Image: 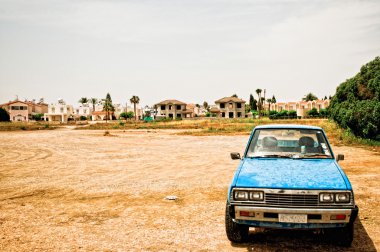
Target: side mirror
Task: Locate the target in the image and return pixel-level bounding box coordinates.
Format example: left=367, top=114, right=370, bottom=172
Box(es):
left=231, top=152, right=241, bottom=160
left=336, top=154, right=344, bottom=162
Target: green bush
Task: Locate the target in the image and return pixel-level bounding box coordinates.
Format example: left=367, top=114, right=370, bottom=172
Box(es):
left=269, top=110, right=278, bottom=116
left=329, top=56, right=380, bottom=140
left=277, top=110, right=288, bottom=117
left=319, top=108, right=328, bottom=116
left=32, top=113, right=44, bottom=121
left=288, top=110, right=297, bottom=117
left=307, top=108, right=319, bottom=116
left=80, top=115, right=87, bottom=121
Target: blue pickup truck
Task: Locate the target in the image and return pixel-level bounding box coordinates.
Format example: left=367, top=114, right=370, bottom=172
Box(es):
left=226, top=125, right=358, bottom=246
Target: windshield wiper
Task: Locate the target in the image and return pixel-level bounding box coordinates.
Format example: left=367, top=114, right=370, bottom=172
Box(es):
left=301, top=153, right=331, bottom=158
left=251, top=154, right=292, bottom=158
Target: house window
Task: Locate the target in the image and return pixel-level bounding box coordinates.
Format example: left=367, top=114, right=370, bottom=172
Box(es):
left=52, top=108, right=55, bottom=113
left=229, top=103, right=233, bottom=109
left=11, top=106, right=19, bottom=110
left=161, top=105, right=165, bottom=110
left=220, top=103, right=225, bottom=109
left=237, top=103, right=242, bottom=109
left=176, top=105, right=181, bottom=110
left=222, top=112, right=225, bottom=117
left=76, top=109, right=79, bottom=113
left=177, top=114, right=181, bottom=118
left=60, top=108, right=64, bottom=113
left=169, top=105, right=172, bottom=110
left=237, top=112, right=242, bottom=117
left=84, top=109, right=87, bottom=114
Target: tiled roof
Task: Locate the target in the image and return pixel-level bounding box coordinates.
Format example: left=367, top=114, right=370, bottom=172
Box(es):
left=209, top=107, right=221, bottom=113
left=215, top=97, right=246, bottom=103
left=0, top=100, right=29, bottom=107
left=155, top=99, right=186, bottom=105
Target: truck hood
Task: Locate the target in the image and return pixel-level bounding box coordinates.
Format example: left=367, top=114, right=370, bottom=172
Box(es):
left=235, top=158, right=347, bottom=190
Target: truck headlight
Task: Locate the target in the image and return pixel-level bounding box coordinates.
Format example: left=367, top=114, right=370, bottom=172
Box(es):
left=335, top=192, right=350, bottom=203
left=234, top=190, right=249, bottom=201
left=249, top=191, right=264, bottom=201
left=319, top=193, right=334, bottom=203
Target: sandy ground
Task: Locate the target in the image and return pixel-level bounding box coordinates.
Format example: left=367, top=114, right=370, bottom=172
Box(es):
left=0, top=129, right=379, bottom=251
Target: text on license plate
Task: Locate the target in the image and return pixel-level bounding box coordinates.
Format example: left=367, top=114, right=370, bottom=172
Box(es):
left=279, top=214, right=307, bottom=223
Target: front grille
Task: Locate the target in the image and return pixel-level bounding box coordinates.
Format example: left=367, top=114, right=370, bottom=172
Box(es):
left=265, top=193, right=319, bottom=207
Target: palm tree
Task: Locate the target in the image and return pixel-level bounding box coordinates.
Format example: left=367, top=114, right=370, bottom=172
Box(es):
left=255, top=89, right=262, bottom=117
left=266, top=98, right=272, bottom=114
left=90, top=98, right=98, bottom=112
left=78, top=97, right=89, bottom=106
left=130, top=95, right=140, bottom=120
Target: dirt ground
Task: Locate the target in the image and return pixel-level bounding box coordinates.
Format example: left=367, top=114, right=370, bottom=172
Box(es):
left=0, top=129, right=379, bottom=251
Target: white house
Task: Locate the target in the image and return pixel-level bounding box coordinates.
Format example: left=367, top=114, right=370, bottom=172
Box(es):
left=44, top=100, right=74, bottom=123
left=74, top=105, right=92, bottom=119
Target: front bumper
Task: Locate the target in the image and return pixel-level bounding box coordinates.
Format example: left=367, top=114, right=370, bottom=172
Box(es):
left=228, top=204, right=358, bottom=229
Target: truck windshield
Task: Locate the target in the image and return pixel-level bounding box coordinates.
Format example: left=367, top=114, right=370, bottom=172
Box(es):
left=246, top=129, right=333, bottom=159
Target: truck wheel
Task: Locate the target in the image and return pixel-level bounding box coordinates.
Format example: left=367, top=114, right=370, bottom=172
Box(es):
left=336, top=223, right=354, bottom=247
left=325, top=223, right=354, bottom=247
left=225, top=203, right=249, bottom=243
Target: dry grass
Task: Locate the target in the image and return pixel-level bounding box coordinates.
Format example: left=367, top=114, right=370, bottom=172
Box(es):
left=0, top=122, right=60, bottom=131
left=82, top=118, right=380, bottom=150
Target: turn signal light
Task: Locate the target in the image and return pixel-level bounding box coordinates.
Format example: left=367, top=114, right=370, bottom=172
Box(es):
left=240, top=211, right=255, bottom=217
left=330, top=214, right=346, bottom=220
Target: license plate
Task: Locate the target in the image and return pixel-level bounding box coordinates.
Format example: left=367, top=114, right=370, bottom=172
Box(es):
left=279, top=214, right=307, bottom=223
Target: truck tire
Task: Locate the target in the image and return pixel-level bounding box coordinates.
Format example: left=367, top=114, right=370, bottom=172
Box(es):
left=325, top=223, right=354, bottom=247
left=225, top=203, right=249, bottom=243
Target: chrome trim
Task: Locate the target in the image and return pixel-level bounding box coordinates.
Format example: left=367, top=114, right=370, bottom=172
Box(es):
left=230, top=188, right=354, bottom=208
left=234, top=206, right=352, bottom=224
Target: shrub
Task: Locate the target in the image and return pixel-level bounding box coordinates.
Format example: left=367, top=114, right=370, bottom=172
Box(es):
left=80, top=116, right=87, bottom=121
left=277, top=110, right=288, bottom=117
left=307, top=108, right=319, bottom=116
left=319, top=108, right=328, bottom=116
left=330, top=56, right=380, bottom=140
left=288, top=110, right=297, bottom=117
left=269, top=110, right=278, bottom=116
left=32, top=113, right=44, bottom=121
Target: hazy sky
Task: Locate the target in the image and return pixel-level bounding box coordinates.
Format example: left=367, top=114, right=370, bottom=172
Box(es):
left=1, top=0, right=380, bottom=107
